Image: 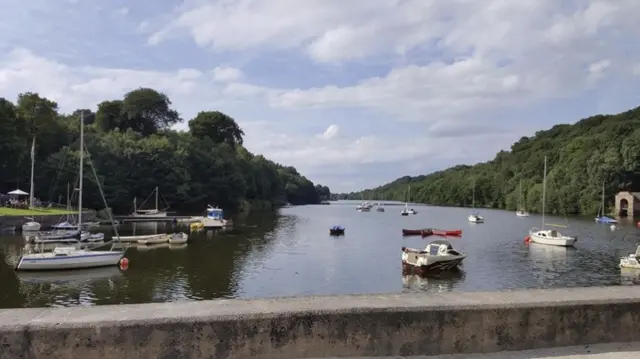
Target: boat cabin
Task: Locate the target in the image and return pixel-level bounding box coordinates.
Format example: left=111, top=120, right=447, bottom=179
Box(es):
left=206, top=206, right=224, bottom=219
left=425, top=240, right=454, bottom=256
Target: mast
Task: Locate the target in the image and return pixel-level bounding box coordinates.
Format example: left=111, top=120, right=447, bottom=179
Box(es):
left=472, top=179, right=475, bottom=209
left=155, top=186, right=159, bottom=211
left=29, top=137, right=35, bottom=208
left=542, top=156, right=547, bottom=228
left=78, top=112, right=84, bottom=229
left=66, top=182, right=70, bottom=222
left=601, top=181, right=605, bottom=217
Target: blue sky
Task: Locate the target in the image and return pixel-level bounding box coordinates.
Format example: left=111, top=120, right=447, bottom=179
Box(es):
left=1, top=0, right=640, bottom=192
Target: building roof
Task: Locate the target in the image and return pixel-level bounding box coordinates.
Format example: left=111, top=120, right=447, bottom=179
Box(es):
left=617, top=191, right=640, bottom=200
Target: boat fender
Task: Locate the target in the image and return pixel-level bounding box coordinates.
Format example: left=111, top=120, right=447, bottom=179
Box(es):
left=401, top=246, right=406, bottom=252
left=119, top=257, right=129, bottom=271
left=524, top=235, right=531, bottom=243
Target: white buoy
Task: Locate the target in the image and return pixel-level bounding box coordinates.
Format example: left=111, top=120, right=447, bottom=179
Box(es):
left=610, top=224, right=617, bottom=231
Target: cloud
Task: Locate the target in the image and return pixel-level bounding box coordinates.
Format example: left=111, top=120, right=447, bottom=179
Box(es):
left=318, top=124, right=340, bottom=140
left=212, top=66, right=243, bottom=83
left=2, top=1, right=640, bottom=192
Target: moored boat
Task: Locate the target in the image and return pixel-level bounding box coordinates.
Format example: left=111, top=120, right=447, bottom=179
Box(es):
left=402, top=228, right=432, bottom=236
left=137, top=234, right=170, bottom=245
left=168, top=232, right=188, bottom=244
left=117, top=233, right=169, bottom=243
left=15, top=246, right=125, bottom=271
left=431, top=229, right=462, bottom=237
left=329, top=225, right=345, bottom=236
left=402, top=240, right=465, bottom=273
left=620, top=246, right=640, bottom=269
left=202, top=205, right=227, bottom=228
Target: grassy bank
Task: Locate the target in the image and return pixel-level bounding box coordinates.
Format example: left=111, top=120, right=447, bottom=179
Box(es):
left=0, top=207, right=76, bottom=216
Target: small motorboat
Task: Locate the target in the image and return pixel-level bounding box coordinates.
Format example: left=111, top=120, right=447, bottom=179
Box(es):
left=15, top=246, right=126, bottom=271
left=137, top=234, right=170, bottom=245
left=468, top=212, right=484, bottom=223
left=620, top=246, right=640, bottom=269
left=329, top=225, right=345, bottom=236
left=402, top=239, right=466, bottom=273
left=516, top=210, right=529, bottom=217
left=402, top=228, right=432, bottom=236
left=168, top=232, right=188, bottom=244
left=22, top=218, right=41, bottom=232
left=431, top=229, right=462, bottom=237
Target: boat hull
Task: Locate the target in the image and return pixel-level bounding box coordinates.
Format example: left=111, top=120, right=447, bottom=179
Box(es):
left=329, top=229, right=345, bottom=236
left=431, top=229, right=462, bottom=237
left=516, top=211, right=529, bottom=217
left=137, top=234, right=170, bottom=245
left=118, top=233, right=168, bottom=243
left=620, top=256, right=640, bottom=269
left=401, top=258, right=464, bottom=273
left=16, top=251, right=124, bottom=271
left=468, top=215, right=484, bottom=223
left=168, top=233, right=188, bottom=244
left=202, top=218, right=226, bottom=228
left=402, top=228, right=431, bottom=236
left=529, top=233, right=576, bottom=247
left=22, top=222, right=41, bottom=232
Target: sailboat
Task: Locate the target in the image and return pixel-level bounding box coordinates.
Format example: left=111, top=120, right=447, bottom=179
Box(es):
left=516, top=181, right=530, bottom=217
left=15, top=113, right=125, bottom=271
left=468, top=179, right=484, bottom=223
left=595, top=182, right=617, bottom=223
left=376, top=194, right=385, bottom=212
left=132, top=186, right=168, bottom=218
left=22, top=138, right=41, bottom=232
left=528, top=156, right=577, bottom=247
left=401, top=185, right=417, bottom=215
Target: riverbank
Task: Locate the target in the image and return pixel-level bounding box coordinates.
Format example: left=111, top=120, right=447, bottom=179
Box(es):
left=0, top=207, right=75, bottom=216
left=2, top=286, right=640, bottom=358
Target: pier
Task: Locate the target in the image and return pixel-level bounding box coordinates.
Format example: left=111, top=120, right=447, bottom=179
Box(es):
left=111, top=215, right=198, bottom=223
left=2, top=286, right=640, bottom=358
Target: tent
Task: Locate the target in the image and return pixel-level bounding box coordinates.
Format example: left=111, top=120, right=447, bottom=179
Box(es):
left=7, top=189, right=28, bottom=196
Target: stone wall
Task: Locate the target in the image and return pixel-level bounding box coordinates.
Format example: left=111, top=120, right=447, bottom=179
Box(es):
left=1, top=286, right=640, bottom=358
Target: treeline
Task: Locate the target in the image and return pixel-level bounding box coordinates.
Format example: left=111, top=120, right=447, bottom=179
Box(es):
left=340, top=105, right=640, bottom=215
left=0, top=89, right=330, bottom=213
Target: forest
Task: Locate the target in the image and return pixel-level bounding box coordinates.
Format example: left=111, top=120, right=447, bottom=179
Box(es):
left=340, top=105, right=640, bottom=215
left=0, top=89, right=331, bottom=214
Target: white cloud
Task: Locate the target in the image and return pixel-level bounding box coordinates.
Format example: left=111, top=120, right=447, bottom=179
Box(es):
left=318, top=124, right=340, bottom=140
left=212, top=66, right=243, bottom=82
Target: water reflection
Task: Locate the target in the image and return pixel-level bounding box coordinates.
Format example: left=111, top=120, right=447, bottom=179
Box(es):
left=402, top=271, right=465, bottom=293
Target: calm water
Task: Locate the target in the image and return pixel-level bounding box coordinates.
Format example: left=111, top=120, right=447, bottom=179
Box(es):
left=1, top=201, right=640, bottom=308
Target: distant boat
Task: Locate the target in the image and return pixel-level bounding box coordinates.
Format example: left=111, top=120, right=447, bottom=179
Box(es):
left=401, top=185, right=417, bottom=215
left=132, top=186, right=168, bottom=218
left=595, top=182, right=617, bottom=224
left=516, top=180, right=529, bottom=217
left=468, top=179, right=484, bottom=223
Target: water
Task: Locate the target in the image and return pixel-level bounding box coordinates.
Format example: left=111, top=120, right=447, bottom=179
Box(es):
left=1, top=201, right=640, bottom=308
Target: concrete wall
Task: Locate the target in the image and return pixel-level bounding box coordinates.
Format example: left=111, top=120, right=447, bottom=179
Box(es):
left=2, top=286, right=640, bottom=359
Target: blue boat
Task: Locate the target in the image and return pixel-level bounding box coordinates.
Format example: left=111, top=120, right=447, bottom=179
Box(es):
left=595, top=183, right=617, bottom=224
left=329, top=225, right=345, bottom=235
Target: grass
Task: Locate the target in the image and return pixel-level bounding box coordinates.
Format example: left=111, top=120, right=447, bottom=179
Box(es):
left=0, top=207, right=76, bottom=216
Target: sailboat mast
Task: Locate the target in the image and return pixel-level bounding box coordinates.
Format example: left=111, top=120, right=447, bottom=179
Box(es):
left=29, top=137, right=35, bottom=208
left=472, top=179, right=475, bottom=209
left=601, top=181, right=605, bottom=216
left=66, top=182, right=70, bottom=222
left=78, top=113, right=84, bottom=229
left=519, top=181, right=522, bottom=209
left=155, top=186, right=159, bottom=211
left=542, top=156, right=547, bottom=228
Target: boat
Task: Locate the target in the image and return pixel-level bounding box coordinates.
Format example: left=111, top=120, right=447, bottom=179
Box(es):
left=116, top=233, right=169, bottom=243
left=168, top=232, right=188, bottom=244
left=22, top=217, right=40, bottom=232
left=401, top=239, right=466, bottom=273
left=620, top=246, right=640, bottom=269
left=376, top=199, right=385, bottom=212
left=516, top=181, right=529, bottom=217
left=431, top=229, right=462, bottom=237
left=0, top=225, right=16, bottom=232
left=401, top=185, right=417, bottom=215
left=137, top=234, right=170, bottom=245
left=202, top=205, right=227, bottom=228
left=132, top=186, right=168, bottom=218
left=595, top=182, right=617, bottom=223
left=329, top=225, right=345, bottom=236
left=527, top=156, right=577, bottom=247
left=402, top=228, right=432, bottom=236
left=467, top=179, right=484, bottom=223
left=15, top=113, right=125, bottom=271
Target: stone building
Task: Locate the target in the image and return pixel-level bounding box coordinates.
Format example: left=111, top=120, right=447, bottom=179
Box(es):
left=614, top=191, right=640, bottom=216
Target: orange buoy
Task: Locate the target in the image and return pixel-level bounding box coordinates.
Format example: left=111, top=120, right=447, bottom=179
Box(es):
left=524, top=235, right=531, bottom=244
left=119, top=257, right=129, bottom=271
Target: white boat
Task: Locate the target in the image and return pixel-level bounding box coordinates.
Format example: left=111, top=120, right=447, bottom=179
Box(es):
left=527, top=156, right=577, bottom=247
left=516, top=181, right=529, bottom=217
left=32, top=230, right=104, bottom=244
left=468, top=213, right=484, bottom=223
left=202, top=205, right=227, bottom=228
left=468, top=179, right=484, bottom=223
left=376, top=201, right=385, bottom=212
left=401, top=185, right=417, bottom=215
left=168, top=232, right=188, bottom=244
left=22, top=218, right=41, bottom=232
left=620, top=246, right=640, bottom=269
left=15, top=246, right=124, bottom=271
left=51, top=221, right=77, bottom=230
left=0, top=225, right=16, bottom=232
left=132, top=186, right=168, bottom=218
left=117, top=233, right=168, bottom=243
left=15, top=113, right=120, bottom=271
left=137, top=234, right=170, bottom=245
left=402, top=239, right=466, bottom=272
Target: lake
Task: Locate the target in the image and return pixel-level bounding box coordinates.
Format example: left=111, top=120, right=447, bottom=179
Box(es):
left=1, top=200, right=640, bottom=308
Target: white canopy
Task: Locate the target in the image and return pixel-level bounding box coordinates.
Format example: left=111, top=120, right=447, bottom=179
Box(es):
left=7, top=189, right=28, bottom=196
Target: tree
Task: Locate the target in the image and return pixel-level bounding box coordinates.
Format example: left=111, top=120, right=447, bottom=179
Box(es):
left=188, top=111, right=245, bottom=149
left=121, top=88, right=182, bottom=135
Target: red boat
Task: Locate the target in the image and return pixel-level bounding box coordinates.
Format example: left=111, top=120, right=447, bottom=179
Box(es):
left=431, top=229, right=462, bottom=237
left=402, top=228, right=432, bottom=236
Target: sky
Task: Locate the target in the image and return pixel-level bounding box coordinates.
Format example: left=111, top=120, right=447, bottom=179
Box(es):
left=1, top=0, right=640, bottom=192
